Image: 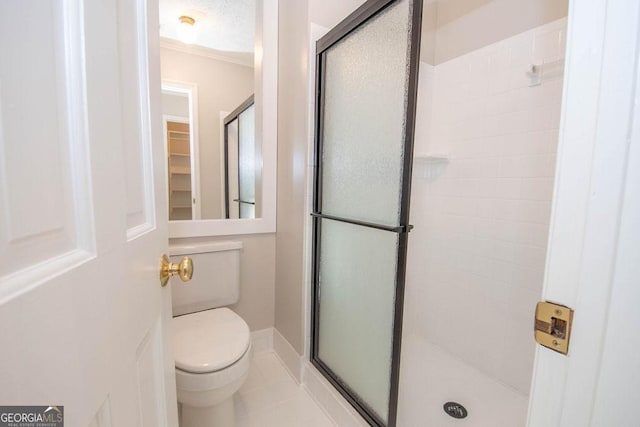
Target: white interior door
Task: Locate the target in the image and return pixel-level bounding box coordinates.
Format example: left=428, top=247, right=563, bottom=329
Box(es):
left=528, top=0, right=640, bottom=425
left=0, top=1, right=178, bottom=426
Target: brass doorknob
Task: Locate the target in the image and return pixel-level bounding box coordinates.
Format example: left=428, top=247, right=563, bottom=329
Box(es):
left=160, top=254, right=193, bottom=287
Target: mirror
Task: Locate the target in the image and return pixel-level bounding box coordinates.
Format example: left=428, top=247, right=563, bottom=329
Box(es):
left=158, top=0, right=277, bottom=237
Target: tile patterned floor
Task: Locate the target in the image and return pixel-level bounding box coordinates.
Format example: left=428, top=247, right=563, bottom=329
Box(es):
left=234, top=351, right=335, bottom=427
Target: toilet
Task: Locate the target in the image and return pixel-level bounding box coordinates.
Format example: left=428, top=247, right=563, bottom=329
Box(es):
left=170, top=241, right=251, bottom=427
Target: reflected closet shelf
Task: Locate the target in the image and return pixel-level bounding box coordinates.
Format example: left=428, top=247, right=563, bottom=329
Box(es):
left=170, top=167, right=191, bottom=174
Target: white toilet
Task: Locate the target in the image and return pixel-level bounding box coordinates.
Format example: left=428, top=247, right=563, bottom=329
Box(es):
left=170, top=241, right=251, bottom=427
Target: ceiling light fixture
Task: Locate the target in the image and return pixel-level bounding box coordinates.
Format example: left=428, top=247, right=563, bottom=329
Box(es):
left=177, top=15, right=197, bottom=45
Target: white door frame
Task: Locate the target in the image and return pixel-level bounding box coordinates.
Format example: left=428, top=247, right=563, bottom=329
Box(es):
left=528, top=0, right=640, bottom=425
left=161, top=81, right=201, bottom=220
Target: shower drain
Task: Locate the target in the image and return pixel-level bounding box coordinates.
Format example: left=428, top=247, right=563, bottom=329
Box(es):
left=443, top=401, right=468, bottom=419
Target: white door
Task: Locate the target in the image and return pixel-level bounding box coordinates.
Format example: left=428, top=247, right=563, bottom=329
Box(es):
left=0, top=1, right=178, bottom=426
left=528, top=0, right=640, bottom=425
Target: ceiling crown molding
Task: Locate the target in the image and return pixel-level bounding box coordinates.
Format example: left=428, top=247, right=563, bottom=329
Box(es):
left=160, top=37, right=254, bottom=68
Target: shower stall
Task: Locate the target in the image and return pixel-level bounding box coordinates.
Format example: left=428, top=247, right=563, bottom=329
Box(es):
left=310, top=0, right=568, bottom=425
left=399, top=3, right=567, bottom=424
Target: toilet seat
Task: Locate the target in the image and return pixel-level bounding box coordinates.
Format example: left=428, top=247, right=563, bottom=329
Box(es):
left=173, top=308, right=250, bottom=374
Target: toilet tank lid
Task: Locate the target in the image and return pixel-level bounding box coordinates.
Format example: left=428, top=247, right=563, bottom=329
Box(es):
left=172, top=308, right=250, bottom=373
left=169, top=241, right=242, bottom=256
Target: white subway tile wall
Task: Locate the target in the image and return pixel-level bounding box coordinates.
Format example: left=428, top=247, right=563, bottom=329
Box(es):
left=404, top=18, right=567, bottom=396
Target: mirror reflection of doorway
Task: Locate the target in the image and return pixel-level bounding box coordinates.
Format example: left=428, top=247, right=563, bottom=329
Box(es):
left=166, top=120, right=193, bottom=220
left=224, top=95, right=256, bottom=219
left=162, top=84, right=200, bottom=220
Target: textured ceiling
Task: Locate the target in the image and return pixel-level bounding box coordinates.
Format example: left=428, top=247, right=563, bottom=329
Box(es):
left=159, top=0, right=255, bottom=53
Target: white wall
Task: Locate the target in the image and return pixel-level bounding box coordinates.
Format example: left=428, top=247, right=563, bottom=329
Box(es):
left=161, top=92, right=189, bottom=118
left=403, top=18, right=567, bottom=397
left=308, top=0, right=363, bottom=29
left=429, top=0, right=568, bottom=64
left=274, top=0, right=310, bottom=354
left=160, top=48, right=254, bottom=219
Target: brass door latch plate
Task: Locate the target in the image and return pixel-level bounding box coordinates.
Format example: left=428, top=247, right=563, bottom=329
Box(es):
left=534, top=301, right=574, bottom=355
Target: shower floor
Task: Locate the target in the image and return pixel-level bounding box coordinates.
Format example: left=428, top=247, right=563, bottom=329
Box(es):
left=398, top=334, right=529, bottom=427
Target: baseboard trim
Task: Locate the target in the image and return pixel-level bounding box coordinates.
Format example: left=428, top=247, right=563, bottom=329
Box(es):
left=273, top=328, right=304, bottom=384
left=303, top=362, right=368, bottom=426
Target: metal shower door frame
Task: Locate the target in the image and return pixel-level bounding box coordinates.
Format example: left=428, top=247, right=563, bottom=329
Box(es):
left=223, top=94, right=255, bottom=219
left=310, top=0, right=423, bottom=425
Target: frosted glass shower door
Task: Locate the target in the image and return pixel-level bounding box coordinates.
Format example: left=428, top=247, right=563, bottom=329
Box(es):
left=224, top=95, right=255, bottom=219
left=311, top=0, right=423, bottom=426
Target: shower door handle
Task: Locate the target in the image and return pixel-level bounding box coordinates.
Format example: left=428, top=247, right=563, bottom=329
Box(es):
left=233, top=199, right=256, bottom=205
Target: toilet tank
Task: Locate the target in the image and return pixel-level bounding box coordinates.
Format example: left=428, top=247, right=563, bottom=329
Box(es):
left=169, top=241, right=242, bottom=316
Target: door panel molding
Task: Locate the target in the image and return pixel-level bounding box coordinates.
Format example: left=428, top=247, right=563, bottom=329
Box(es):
left=135, top=318, right=169, bottom=427
left=0, top=0, right=95, bottom=302
left=117, top=0, right=157, bottom=240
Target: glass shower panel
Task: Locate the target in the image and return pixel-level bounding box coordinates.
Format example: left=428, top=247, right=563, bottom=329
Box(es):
left=312, top=0, right=422, bottom=424
left=238, top=104, right=256, bottom=218
left=320, top=0, right=411, bottom=228
left=318, top=218, right=399, bottom=422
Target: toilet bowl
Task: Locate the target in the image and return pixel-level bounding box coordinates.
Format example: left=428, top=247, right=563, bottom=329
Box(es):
left=173, top=308, right=251, bottom=427
left=169, top=242, right=250, bottom=427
